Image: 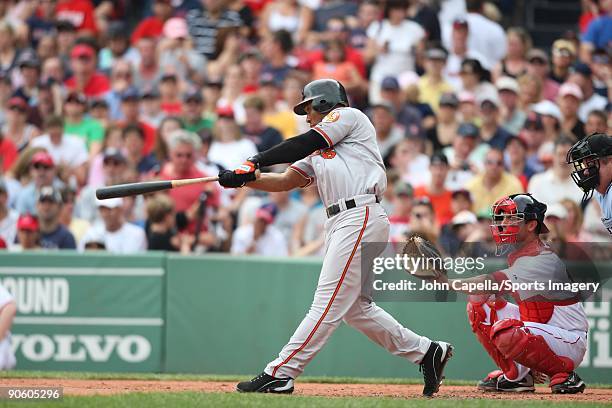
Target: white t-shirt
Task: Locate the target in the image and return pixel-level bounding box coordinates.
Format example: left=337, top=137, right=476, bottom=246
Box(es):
left=0, top=209, right=18, bottom=247
left=527, top=170, right=584, bottom=207
left=367, top=19, right=425, bottom=83
left=291, top=107, right=387, bottom=207
left=79, top=222, right=147, bottom=253
left=30, top=134, right=89, bottom=167
left=594, top=183, right=612, bottom=234
left=208, top=139, right=258, bottom=171
left=578, top=93, right=608, bottom=123
left=231, top=223, right=288, bottom=256
left=442, top=12, right=507, bottom=69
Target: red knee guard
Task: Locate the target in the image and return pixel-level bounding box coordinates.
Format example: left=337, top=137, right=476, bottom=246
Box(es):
left=491, top=319, right=575, bottom=377
left=467, top=300, right=518, bottom=380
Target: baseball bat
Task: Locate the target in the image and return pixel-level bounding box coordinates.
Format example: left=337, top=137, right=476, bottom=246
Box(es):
left=95, top=176, right=219, bottom=200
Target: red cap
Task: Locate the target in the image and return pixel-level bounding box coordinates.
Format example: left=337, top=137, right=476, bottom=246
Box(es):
left=17, top=214, right=39, bottom=231
left=8, top=96, right=28, bottom=110
left=0, top=236, right=6, bottom=249
left=71, top=44, right=95, bottom=59
left=216, top=106, right=235, bottom=119
left=31, top=151, right=55, bottom=167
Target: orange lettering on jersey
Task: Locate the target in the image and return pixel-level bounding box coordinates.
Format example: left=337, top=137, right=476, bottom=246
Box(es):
left=321, top=147, right=336, bottom=159
left=323, top=111, right=340, bottom=123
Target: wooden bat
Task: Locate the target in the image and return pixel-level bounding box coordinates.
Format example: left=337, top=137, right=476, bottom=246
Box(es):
left=95, top=176, right=219, bottom=200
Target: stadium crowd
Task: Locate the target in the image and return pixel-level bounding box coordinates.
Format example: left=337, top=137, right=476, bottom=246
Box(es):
left=0, top=0, right=610, bottom=255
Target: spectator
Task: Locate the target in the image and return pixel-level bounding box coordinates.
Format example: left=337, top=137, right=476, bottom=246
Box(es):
left=477, top=94, right=513, bottom=150
left=15, top=151, right=63, bottom=215
left=13, top=213, right=41, bottom=251
left=186, top=0, right=243, bottom=59
left=451, top=189, right=473, bottom=214
left=496, top=76, right=526, bottom=135
left=182, top=90, right=212, bottom=133
left=242, top=95, right=283, bottom=153
left=549, top=39, right=576, bottom=84
left=585, top=109, right=608, bottom=135
left=217, top=64, right=248, bottom=124
left=532, top=100, right=564, bottom=149
left=159, top=18, right=208, bottom=85
left=441, top=210, right=478, bottom=256
left=30, top=115, right=89, bottom=181
left=520, top=111, right=547, bottom=173
left=444, top=18, right=489, bottom=90
left=118, top=87, right=156, bottom=154
left=0, top=23, right=18, bottom=78
left=579, top=0, right=612, bottom=63
left=27, top=0, right=57, bottom=48
left=590, top=49, right=610, bottom=97
left=0, top=180, right=17, bottom=247
left=378, top=76, right=424, bottom=130
left=370, top=103, right=403, bottom=160
left=312, top=39, right=365, bottom=96
left=466, top=148, right=523, bottom=214
left=418, top=47, right=453, bottom=114
left=558, top=82, right=586, bottom=140
left=504, top=134, right=537, bottom=191
left=239, top=50, right=264, bottom=94
left=65, top=43, right=110, bottom=98
left=0, top=281, right=16, bottom=369
left=76, top=148, right=128, bottom=223
left=104, top=59, right=136, bottom=121
left=525, top=48, right=560, bottom=102
left=388, top=135, right=430, bottom=188
left=80, top=198, right=147, bottom=253
left=457, top=91, right=479, bottom=125
left=569, top=62, right=608, bottom=122
left=146, top=194, right=193, bottom=253
left=133, top=36, right=162, bottom=89
left=427, top=92, right=459, bottom=152
left=159, top=74, right=183, bottom=115
left=98, top=22, right=139, bottom=74
left=14, top=53, right=42, bottom=106
left=388, top=180, right=414, bottom=242
left=365, top=0, right=425, bottom=103
left=260, top=30, right=296, bottom=85
left=159, top=129, right=219, bottom=214
left=559, top=198, right=592, bottom=242
left=517, top=73, right=543, bottom=110
left=35, top=186, right=76, bottom=249
left=493, top=27, right=530, bottom=80
left=259, top=0, right=301, bottom=38
left=260, top=74, right=306, bottom=139
left=208, top=108, right=258, bottom=170
left=58, top=188, right=90, bottom=244
left=152, top=116, right=183, bottom=164
left=2, top=96, right=40, bottom=152
left=528, top=137, right=585, bottom=206
left=231, top=203, right=288, bottom=256
left=55, top=21, right=77, bottom=66
left=409, top=197, right=438, bottom=241
left=443, top=122, right=489, bottom=190
left=0, top=131, right=18, bottom=173
left=141, top=88, right=165, bottom=129
left=56, top=0, right=97, bottom=36
left=269, top=190, right=308, bottom=246
left=347, top=0, right=382, bottom=51
left=89, top=98, right=111, bottom=129
left=461, top=0, right=508, bottom=68
left=131, top=0, right=174, bottom=45
left=63, top=92, right=104, bottom=156
left=414, top=152, right=454, bottom=226
left=122, top=125, right=159, bottom=175
left=459, top=58, right=497, bottom=101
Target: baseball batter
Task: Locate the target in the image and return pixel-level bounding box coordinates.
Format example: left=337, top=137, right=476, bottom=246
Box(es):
left=218, top=79, right=453, bottom=396
left=436, top=194, right=588, bottom=394
left=566, top=133, right=612, bottom=234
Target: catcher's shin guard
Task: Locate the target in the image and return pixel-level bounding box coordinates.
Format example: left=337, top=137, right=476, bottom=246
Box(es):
left=490, top=319, right=574, bottom=377
left=467, top=298, right=519, bottom=380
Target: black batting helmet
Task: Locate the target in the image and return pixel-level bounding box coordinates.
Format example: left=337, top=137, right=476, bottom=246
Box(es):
left=293, top=79, right=349, bottom=116
left=566, top=133, right=612, bottom=202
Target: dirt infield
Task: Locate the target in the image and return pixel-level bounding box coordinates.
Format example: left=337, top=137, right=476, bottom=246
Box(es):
left=3, top=378, right=612, bottom=402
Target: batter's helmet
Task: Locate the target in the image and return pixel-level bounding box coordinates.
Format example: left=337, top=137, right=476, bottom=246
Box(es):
left=490, top=193, right=549, bottom=253
left=293, top=79, right=349, bottom=116
left=566, top=133, right=612, bottom=203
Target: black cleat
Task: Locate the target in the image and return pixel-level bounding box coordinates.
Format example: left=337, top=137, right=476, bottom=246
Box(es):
left=420, top=341, right=453, bottom=397
left=236, top=372, right=294, bottom=394
left=478, top=370, right=536, bottom=392
left=551, top=372, right=586, bottom=394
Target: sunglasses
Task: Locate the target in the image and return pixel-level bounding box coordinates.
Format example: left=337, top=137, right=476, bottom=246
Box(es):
left=174, top=152, right=193, bottom=158
left=103, top=159, right=124, bottom=166
left=485, top=159, right=504, bottom=166
left=33, top=164, right=52, bottom=170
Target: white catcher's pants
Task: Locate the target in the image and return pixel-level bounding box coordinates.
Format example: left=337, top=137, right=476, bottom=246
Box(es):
left=265, top=204, right=431, bottom=379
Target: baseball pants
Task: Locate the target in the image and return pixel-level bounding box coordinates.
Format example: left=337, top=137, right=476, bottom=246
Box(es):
left=265, top=204, right=432, bottom=379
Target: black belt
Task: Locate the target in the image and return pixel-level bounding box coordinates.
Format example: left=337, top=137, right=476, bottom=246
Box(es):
left=326, top=195, right=380, bottom=218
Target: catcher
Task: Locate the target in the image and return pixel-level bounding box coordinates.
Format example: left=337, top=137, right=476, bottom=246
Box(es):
left=429, top=194, right=587, bottom=394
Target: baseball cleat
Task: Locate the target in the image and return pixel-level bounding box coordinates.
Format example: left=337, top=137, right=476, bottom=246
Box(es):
left=551, top=372, right=586, bottom=394
left=236, top=372, right=294, bottom=394
left=420, top=341, right=454, bottom=397
left=478, top=371, right=535, bottom=392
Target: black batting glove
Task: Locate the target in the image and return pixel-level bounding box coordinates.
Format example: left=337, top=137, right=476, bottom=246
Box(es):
left=218, top=169, right=257, bottom=188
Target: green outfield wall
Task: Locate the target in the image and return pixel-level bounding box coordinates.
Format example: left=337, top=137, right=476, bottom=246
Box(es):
left=0, top=252, right=611, bottom=383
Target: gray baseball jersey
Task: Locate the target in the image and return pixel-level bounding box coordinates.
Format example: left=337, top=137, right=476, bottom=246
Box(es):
left=594, top=183, right=612, bottom=234
left=289, top=107, right=387, bottom=207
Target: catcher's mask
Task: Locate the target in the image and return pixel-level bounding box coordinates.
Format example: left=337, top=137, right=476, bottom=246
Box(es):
left=490, top=194, right=549, bottom=255
left=566, top=133, right=612, bottom=203
left=293, top=79, right=349, bottom=116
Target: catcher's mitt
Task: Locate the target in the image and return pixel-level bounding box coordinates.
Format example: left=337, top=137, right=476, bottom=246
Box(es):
left=402, top=235, right=446, bottom=280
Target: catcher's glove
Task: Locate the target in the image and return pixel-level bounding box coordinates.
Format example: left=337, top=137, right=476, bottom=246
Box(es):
left=402, top=235, right=446, bottom=280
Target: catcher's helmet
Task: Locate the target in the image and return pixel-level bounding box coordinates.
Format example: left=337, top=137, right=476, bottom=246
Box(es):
left=566, top=133, right=612, bottom=202
left=490, top=194, right=549, bottom=252
left=293, top=79, right=349, bottom=116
